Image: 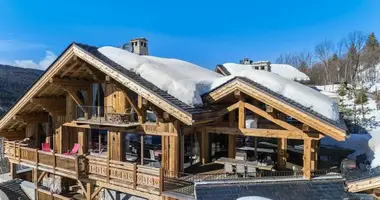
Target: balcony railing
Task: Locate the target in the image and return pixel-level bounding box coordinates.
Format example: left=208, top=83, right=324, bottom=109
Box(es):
left=76, top=106, right=140, bottom=125
left=87, top=155, right=164, bottom=195
left=3, top=141, right=86, bottom=179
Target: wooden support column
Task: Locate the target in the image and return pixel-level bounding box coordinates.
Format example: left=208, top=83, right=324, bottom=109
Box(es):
left=140, top=135, right=144, bottom=165
left=311, top=140, right=318, bottom=172
left=86, top=182, right=94, bottom=200
left=228, top=111, right=236, bottom=158
left=303, top=138, right=312, bottom=180
left=201, top=129, right=209, bottom=165
left=277, top=138, right=287, bottom=169
left=179, top=133, right=185, bottom=172
left=77, top=128, right=88, bottom=155
left=33, top=168, right=38, bottom=200
left=87, top=85, right=93, bottom=117
left=161, top=136, right=169, bottom=171
left=10, top=162, right=16, bottom=179
left=238, top=101, right=245, bottom=129
left=108, top=131, right=125, bottom=161
left=138, top=95, right=146, bottom=124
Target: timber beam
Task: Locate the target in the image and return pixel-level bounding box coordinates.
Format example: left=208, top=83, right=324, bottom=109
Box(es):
left=50, top=77, right=97, bottom=87
left=0, top=130, right=25, bottom=140
left=30, top=97, right=66, bottom=112
left=244, top=103, right=303, bottom=133
left=59, top=58, right=79, bottom=78
left=199, top=126, right=322, bottom=140
left=13, top=112, right=49, bottom=123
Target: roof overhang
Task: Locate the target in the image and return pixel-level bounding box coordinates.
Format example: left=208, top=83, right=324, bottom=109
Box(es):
left=202, top=78, right=347, bottom=141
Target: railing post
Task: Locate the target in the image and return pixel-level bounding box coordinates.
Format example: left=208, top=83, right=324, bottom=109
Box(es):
left=159, top=167, right=164, bottom=195
left=106, top=158, right=110, bottom=183
left=35, top=149, right=38, bottom=168
left=75, top=156, right=79, bottom=179
left=17, top=143, right=21, bottom=163
left=53, top=151, right=56, bottom=175
left=13, top=141, right=16, bottom=159
left=133, top=164, right=137, bottom=189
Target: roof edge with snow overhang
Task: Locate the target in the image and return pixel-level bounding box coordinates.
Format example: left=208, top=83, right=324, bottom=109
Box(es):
left=202, top=77, right=347, bottom=141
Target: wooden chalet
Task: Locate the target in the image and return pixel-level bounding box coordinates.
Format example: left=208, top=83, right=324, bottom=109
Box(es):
left=0, top=42, right=347, bottom=200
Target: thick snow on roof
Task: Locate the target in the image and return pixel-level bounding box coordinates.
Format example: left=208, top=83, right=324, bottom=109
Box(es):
left=223, top=63, right=339, bottom=121
left=222, top=63, right=310, bottom=81
left=270, top=64, right=310, bottom=81
left=98, top=46, right=222, bottom=106
left=98, top=47, right=339, bottom=121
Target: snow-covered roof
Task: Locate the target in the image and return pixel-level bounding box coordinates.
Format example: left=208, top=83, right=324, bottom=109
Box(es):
left=220, top=62, right=310, bottom=81
left=270, top=64, right=310, bottom=81
left=99, top=46, right=339, bottom=121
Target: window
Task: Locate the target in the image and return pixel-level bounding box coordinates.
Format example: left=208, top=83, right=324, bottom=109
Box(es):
left=141, top=42, right=143, bottom=46
left=260, top=66, right=265, bottom=70
left=255, top=66, right=259, bottom=70
left=143, top=43, right=147, bottom=47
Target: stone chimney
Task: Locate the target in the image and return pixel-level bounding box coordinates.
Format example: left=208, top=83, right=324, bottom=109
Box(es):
left=129, top=38, right=149, bottom=55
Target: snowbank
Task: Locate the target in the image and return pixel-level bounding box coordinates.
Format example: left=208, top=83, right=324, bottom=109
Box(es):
left=270, top=64, right=310, bottom=81
left=369, top=129, right=380, bottom=167
left=99, top=47, right=339, bottom=121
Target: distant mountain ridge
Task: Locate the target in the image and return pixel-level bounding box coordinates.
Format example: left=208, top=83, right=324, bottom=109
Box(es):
left=0, top=64, right=43, bottom=116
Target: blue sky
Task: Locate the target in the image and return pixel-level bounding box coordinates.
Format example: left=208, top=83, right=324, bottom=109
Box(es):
left=0, top=0, right=379, bottom=70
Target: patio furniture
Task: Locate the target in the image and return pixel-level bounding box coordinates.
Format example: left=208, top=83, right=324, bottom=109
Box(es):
left=215, top=157, right=274, bottom=171
left=247, top=165, right=257, bottom=177
left=149, top=150, right=156, bottom=160
left=236, top=164, right=246, bottom=177
left=224, top=163, right=234, bottom=174
left=42, top=143, right=51, bottom=152
left=235, top=152, right=247, bottom=161
left=64, top=143, right=80, bottom=155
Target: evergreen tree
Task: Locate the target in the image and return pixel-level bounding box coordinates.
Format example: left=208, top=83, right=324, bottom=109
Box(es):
left=354, top=88, right=375, bottom=129
left=365, top=32, right=380, bottom=52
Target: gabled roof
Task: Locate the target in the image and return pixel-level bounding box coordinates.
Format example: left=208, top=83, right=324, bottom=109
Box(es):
left=202, top=76, right=347, bottom=141
left=0, top=43, right=211, bottom=129
left=75, top=43, right=207, bottom=115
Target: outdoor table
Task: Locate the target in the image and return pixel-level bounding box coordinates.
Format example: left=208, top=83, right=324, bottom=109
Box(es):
left=215, top=157, right=274, bottom=171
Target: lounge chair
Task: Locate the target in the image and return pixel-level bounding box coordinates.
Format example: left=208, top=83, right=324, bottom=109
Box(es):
left=64, top=143, right=80, bottom=155
left=247, top=165, right=257, bottom=177
left=42, top=143, right=50, bottom=152
left=224, top=163, right=234, bottom=174
left=236, top=164, right=246, bottom=177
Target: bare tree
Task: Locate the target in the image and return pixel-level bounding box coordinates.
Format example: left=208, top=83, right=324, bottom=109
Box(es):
left=345, top=31, right=367, bottom=84
left=315, top=40, right=334, bottom=84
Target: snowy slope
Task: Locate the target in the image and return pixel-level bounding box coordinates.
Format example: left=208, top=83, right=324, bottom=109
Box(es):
left=357, top=62, right=380, bottom=93
left=98, top=46, right=339, bottom=121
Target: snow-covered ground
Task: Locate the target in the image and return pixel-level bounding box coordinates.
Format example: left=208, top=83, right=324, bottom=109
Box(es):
left=316, top=85, right=380, bottom=167
left=99, top=46, right=339, bottom=121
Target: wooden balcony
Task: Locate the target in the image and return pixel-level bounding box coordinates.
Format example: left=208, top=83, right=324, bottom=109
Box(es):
left=3, top=141, right=164, bottom=197
left=87, top=155, right=164, bottom=195
left=3, top=141, right=86, bottom=179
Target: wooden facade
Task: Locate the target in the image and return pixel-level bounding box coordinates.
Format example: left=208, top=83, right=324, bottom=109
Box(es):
left=0, top=43, right=347, bottom=200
